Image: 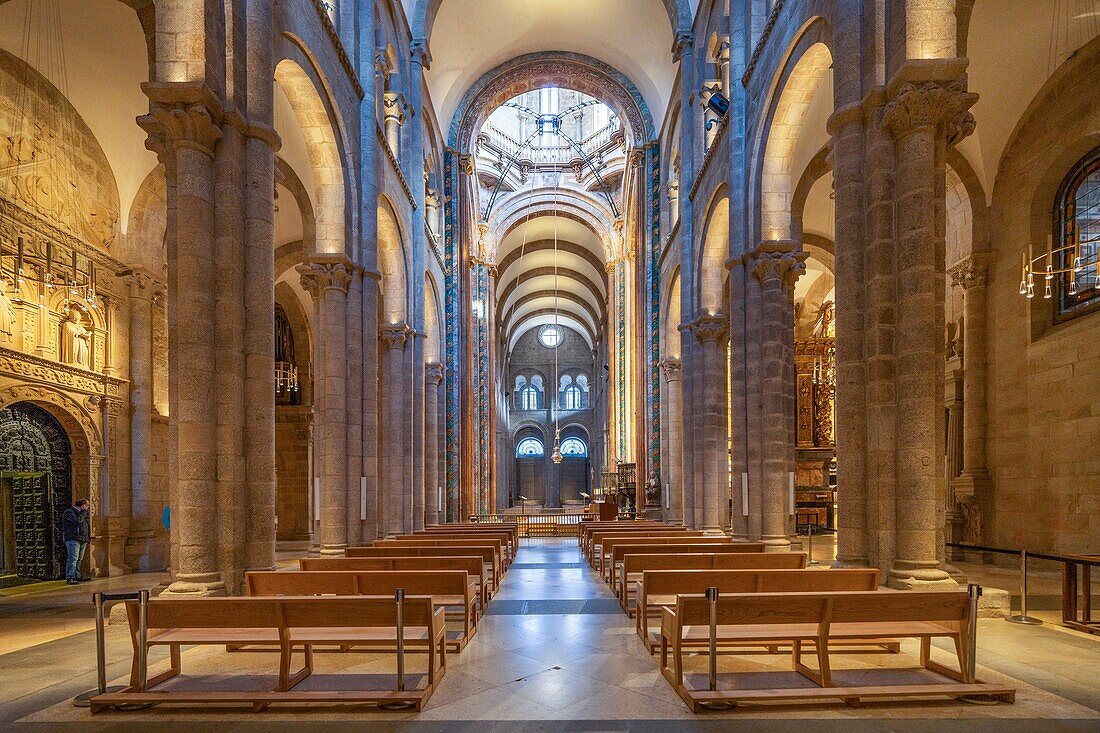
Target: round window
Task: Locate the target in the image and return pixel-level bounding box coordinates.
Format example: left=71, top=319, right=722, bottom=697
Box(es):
left=538, top=324, right=563, bottom=348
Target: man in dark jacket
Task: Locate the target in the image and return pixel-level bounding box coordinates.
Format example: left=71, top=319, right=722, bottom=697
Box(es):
left=62, top=499, right=90, bottom=584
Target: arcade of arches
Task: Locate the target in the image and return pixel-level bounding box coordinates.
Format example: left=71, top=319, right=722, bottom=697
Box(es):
left=0, top=0, right=1098, bottom=727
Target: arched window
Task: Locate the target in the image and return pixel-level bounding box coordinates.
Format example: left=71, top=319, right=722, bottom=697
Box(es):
left=562, top=384, right=584, bottom=410
left=515, top=437, right=544, bottom=458
left=1055, top=147, right=1100, bottom=318
left=559, top=437, right=587, bottom=457
left=274, top=304, right=300, bottom=406
left=518, top=385, right=541, bottom=410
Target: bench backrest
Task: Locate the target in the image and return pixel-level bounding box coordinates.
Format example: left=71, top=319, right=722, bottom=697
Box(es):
left=611, top=543, right=762, bottom=567
left=298, top=555, right=484, bottom=583
left=247, top=570, right=468, bottom=597
left=673, top=590, right=969, bottom=627
left=624, top=551, right=808, bottom=575
left=347, top=545, right=495, bottom=566
left=129, top=595, right=436, bottom=632
left=642, top=568, right=880, bottom=597
left=377, top=538, right=503, bottom=558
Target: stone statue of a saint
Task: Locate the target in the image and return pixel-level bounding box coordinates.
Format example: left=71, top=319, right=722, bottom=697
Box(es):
left=60, top=307, right=91, bottom=368
left=645, top=471, right=661, bottom=507
left=0, top=280, right=14, bottom=342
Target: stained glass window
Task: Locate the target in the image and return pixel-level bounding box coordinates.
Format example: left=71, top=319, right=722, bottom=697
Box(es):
left=516, top=437, right=544, bottom=457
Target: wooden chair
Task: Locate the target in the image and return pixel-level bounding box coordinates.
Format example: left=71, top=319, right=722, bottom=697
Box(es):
left=659, top=590, right=1015, bottom=712
left=90, top=595, right=446, bottom=713
left=247, top=570, right=477, bottom=651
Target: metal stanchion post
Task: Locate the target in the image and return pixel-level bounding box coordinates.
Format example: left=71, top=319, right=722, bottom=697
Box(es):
left=381, top=588, right=415, bottom=710
left=136, top=590, right=149, bottom=692
left=698, top=587, right=733, bottom=710
left=806, top=525, right=820, bottom=566
left=73, top=591, right=154, bottom=709
left=1006, top=550, right=1043, bottom=625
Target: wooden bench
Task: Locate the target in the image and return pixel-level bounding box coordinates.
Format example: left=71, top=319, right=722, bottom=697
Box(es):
left=90, top=595, right=446, bottom=713
left=351, top=544, right=502, bottom=592
left=659, top=590, right=1015, bottom=712
left=581, top=521, right=671, bottom=556
left=636, top=567, right=876, bottom=651
left=247, top=570, right=477, bottom=651
left=603, top=539, right=751, bottom=586
left=585, top=527, right=689, bottom=563
left=406, top=530, right=515, bottom=563
left=422, top=524, right=519, bottom=556
left=300, top=555, right=489, bottom=611
left=377, top=537, right=507, bottom=573
left=619, top=551, right=807, bottom=615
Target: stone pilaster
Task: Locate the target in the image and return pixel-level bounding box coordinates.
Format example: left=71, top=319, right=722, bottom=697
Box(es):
left=661, top=359, right=683, bottom=523
left=299, top=259, right=352, bottom=556
left=881, top=71, right=975, bottom=588
left=124, top=270, right=163, bottom=571
left=140, top=86, right=227, bottom=597
left=689, top=314, right=729, bottom=531
left=948, top=254, right=992, bottom=537
left=425, top=362, right=444, bottom=526
left=379, top=323, right=409, bottom=536
left=749, top=241, right=807, bottom=551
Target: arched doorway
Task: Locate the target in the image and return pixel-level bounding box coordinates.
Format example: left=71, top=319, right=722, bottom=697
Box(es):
left=0, top=402, right=73, bottom=581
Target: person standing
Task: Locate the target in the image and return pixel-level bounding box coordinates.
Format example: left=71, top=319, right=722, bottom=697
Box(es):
left=62, top=499, right=91, bottom=584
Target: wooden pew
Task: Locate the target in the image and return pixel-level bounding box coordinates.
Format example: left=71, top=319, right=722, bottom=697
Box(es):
left=658, top=589, right=1015, bottom=712
left=636, top=566, right=870, bottom=651
left=587, top=529, right=699, bottom=567
left=619, top=551, right=807, bottom=615
left=90, top=595, right=446, bottom=713
left=403, top=531, right=515, bottom=563
left=580, top=521, right=669, bottom=555
left=247, top=570, right=477, bottom=651
left=583, top=524, right=682, bottom=562
left=602, top=538, right=750, bottom=585
left=350, top=544, right=502, bottom=592
left=300, top=555, right=489, bottom=611
left=376, top=537, right=507, bottom=573
left=423, top=524, right=519, bottom=553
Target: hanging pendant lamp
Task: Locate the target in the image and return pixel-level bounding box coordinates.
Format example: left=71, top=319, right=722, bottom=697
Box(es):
left=550, top=180, right=563, bottom=464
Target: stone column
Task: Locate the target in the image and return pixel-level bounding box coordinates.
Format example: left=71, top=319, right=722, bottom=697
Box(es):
left=750, top=242, right=806, bottom=551
left=827, top=101, right=870, bottom=567
left=124, top=270, right=161, bottom=571
left=666, top=179, right=680, bottom=233
left=345, top=271, right=364, bottom=544
left=661, top=359, right=683, bottom=523
left=690, top=315, right=729, bottom=531
left=380, top=324, right=409, bottom=535
left=882, top=73, right=975, bottom=588
left=425, top=362, right=444, bottom=525
left=139, top=88, right=227, bottom=597
left=299, top=259, right=352, bottom=556
left=382, top=91, right=406, bottom=160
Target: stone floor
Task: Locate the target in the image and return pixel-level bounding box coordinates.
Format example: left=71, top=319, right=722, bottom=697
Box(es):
left=0, top=539, right=1098, bottom=732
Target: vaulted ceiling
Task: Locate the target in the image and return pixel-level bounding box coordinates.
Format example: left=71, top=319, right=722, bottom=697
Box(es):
left=421, top=0, right=679, bottom=136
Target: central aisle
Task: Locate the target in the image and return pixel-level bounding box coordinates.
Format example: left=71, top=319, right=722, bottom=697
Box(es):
left=412, top=537, right=694, bottom=720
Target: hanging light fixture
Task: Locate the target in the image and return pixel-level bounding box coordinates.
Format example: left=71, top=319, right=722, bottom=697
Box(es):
left=1, top=1, right=100, bottom=310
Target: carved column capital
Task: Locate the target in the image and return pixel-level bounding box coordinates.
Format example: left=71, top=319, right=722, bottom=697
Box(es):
left=747, top=241, right=808, bottom=287
left=660, top=358, right=682, bottom=382
left=882, top=78, right=977, bottom=144
left=426, top=361, right=445, bottom=385
left=673, top=31, right=694, bottom=60
left=138, top=83, right=224, bottom=163
left=948, top=254, right=990, bottom=290
left=382, top=91, right=408, bottom=125
left=124, top=268, right=164, bottom=301
left=297, top=259, right=352, bottom=299
left=686, top=314, right=728, bottom=345
left=380, top=323, right=409, bottom=352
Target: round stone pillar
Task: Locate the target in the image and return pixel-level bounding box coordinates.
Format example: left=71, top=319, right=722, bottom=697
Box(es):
left=380, top=324, right=410, bottom=535
left=690, top=315, right=729, bottom=531
left=661, top=359, right=683, bottom=524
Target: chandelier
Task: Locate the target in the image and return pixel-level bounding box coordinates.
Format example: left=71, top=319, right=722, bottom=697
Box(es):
left=1019, top=236, right=1098, bottom=300
left=1, top=236, right=100, bottom=308
left=275, top=359, right=299, bottom=397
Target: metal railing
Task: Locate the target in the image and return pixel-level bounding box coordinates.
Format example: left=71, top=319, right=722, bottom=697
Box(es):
left=947, top=542, right=1100, bottom=629
left=469, top=512, right=588, bottom=537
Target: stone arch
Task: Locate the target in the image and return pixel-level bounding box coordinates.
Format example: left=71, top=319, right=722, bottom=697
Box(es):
left=449, top=51, right=656, bottom=148
left=413, top=0, right=693, bottom=49
left=276, top=155, right=317, bottom=255
left=425, top=273, right=443, bottom=363
left=274, top=58, right=346, bottom=257
left=790, top=143, right=833, bottom=244
left=755, top=18, right=834, bottom=243
left=663, top=268, right=682, bottom=359
left=122, top=165, right=167, bottom=275
left=377, top=194, right=407, bottom=325
left=698, top=189, right=730, bottom=315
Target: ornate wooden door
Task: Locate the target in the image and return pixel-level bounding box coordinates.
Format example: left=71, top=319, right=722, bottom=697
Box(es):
left=0, top=403, right=72, bottom=580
